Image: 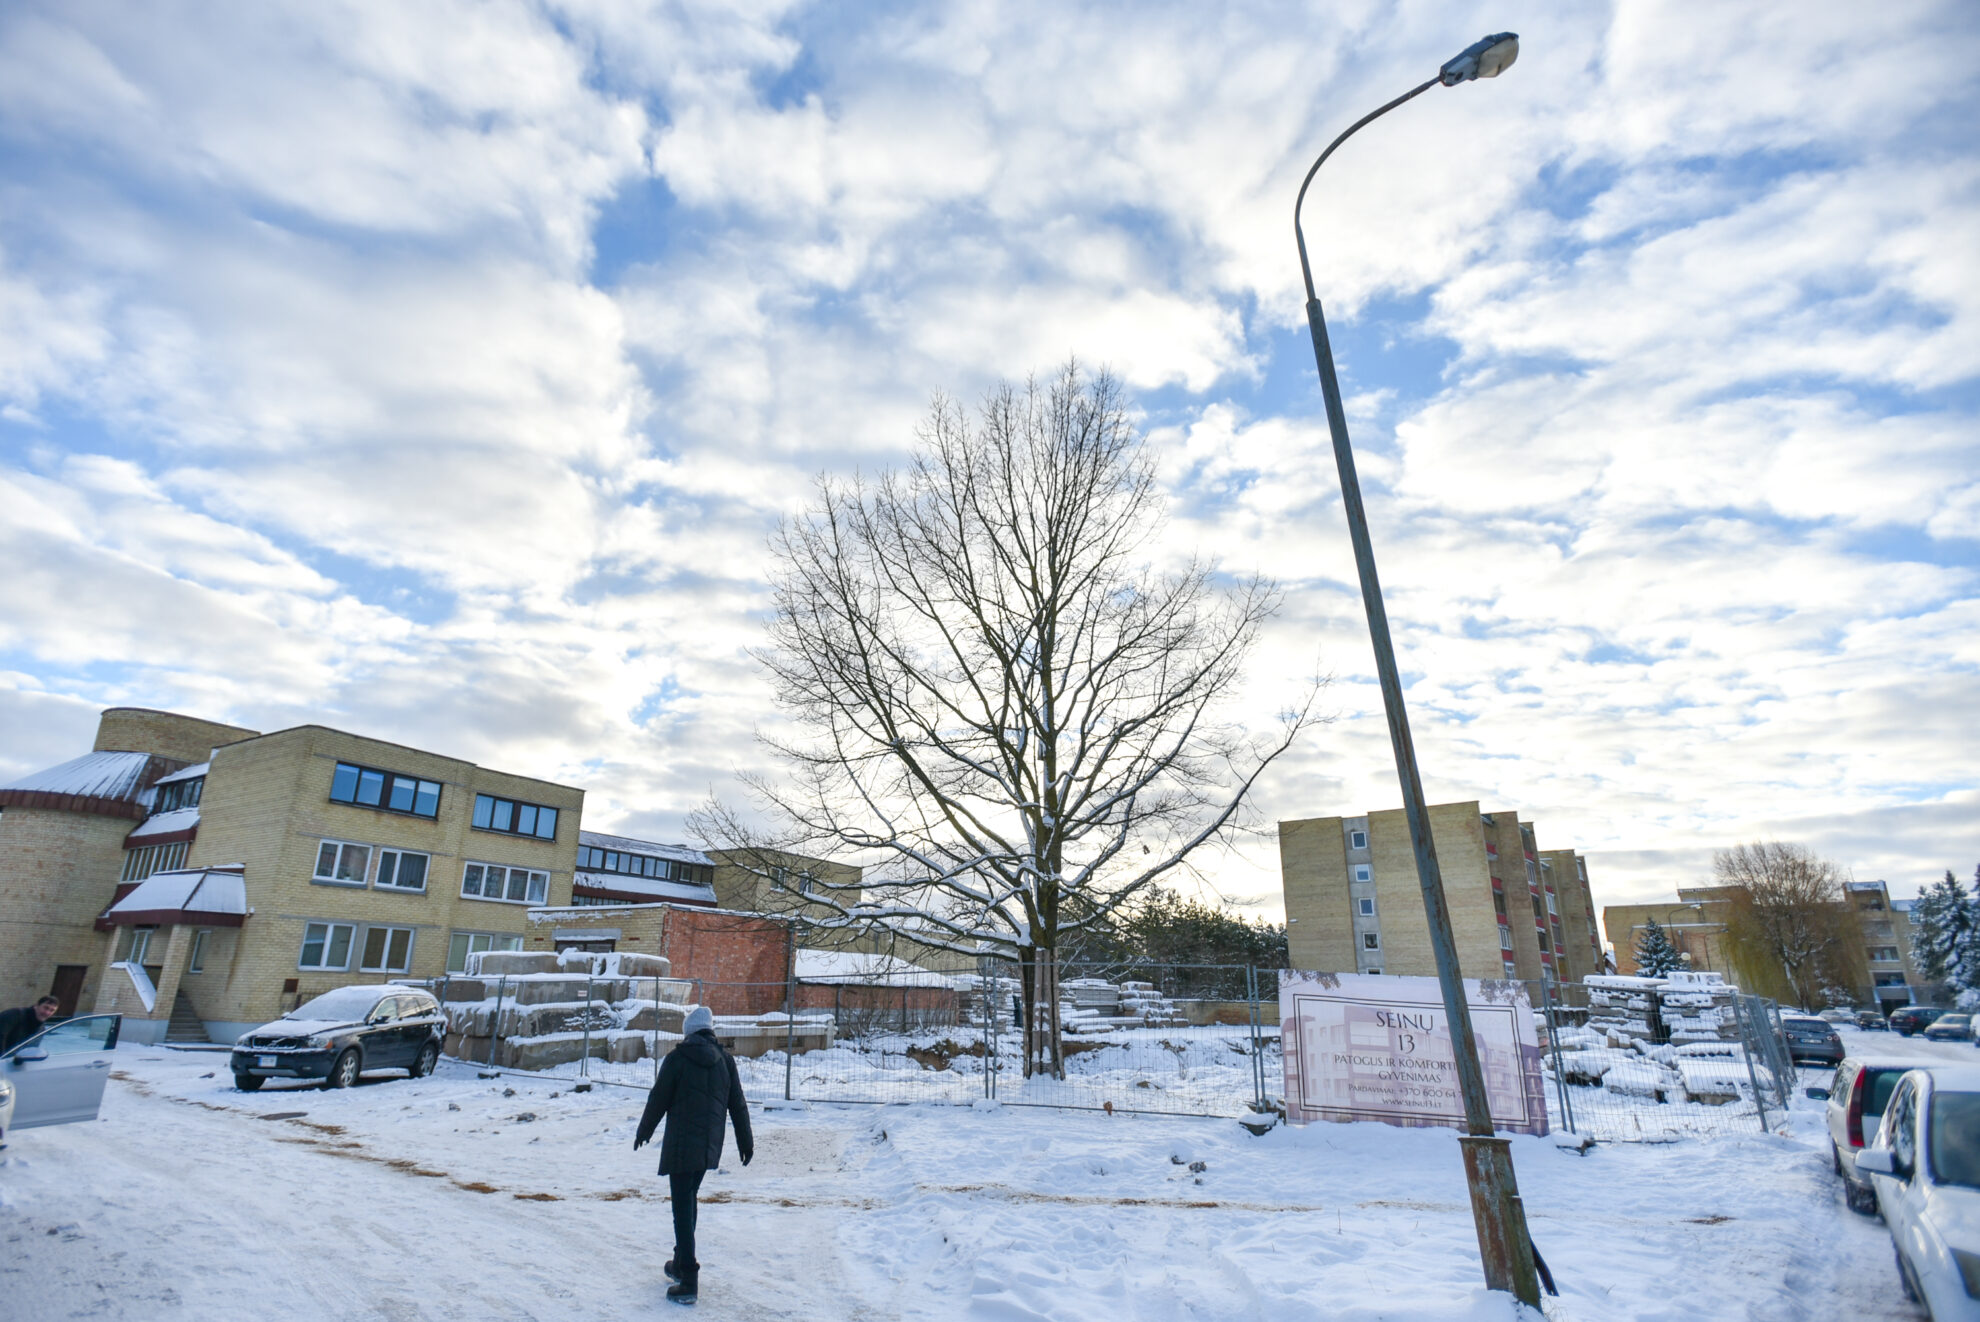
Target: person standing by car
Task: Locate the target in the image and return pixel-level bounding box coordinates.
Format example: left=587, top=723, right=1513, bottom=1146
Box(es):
left=634, top=1005, right=753, bottom=1307
left=0, top=996, right=60, bottom=1054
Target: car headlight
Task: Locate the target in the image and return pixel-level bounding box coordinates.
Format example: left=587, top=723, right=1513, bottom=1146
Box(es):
left=308, top=1034, right=338, bottom=1048
left=1953, top=1248, right=1980, bottom=1300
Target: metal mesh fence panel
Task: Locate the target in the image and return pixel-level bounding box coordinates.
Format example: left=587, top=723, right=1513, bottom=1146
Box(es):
left=1534, top=979, right=1789, bottom=1141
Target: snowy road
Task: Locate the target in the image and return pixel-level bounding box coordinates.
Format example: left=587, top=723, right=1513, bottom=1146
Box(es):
left=2, top=1028, right=1967, bottom=1320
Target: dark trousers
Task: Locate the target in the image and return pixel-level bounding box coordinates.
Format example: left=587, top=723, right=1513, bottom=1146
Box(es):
left=670, top=1169, right=706, bottom=1268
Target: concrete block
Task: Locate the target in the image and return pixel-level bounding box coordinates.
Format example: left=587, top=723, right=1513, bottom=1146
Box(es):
left=508, top=1035, right=608, bottom=1071
left=613, top=953, right=670, bottom=979
left=608, top=1034, right=648, bottom=1064
left=623, top=1003, right=687, bottom=1034
left=514, top=975, right=593, bottom=1005
left=439, top=978, right=487, bottom=1003
left=472, top=951, right=561, bottom=977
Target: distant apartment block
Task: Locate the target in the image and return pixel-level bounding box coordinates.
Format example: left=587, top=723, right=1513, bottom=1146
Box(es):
left=1278, top=801, right=1602, bottom=984
left=1602, top=878, right=1929, bottom=1010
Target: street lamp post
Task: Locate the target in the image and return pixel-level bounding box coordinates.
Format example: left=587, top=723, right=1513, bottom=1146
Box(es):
left=1291, top=33, right=1544, bottom=1308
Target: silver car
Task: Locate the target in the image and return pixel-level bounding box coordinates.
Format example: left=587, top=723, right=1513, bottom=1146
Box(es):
left=1854, top=1065, right=1980, bottom=1318
left=0, top=1014, right=122, bottom=1143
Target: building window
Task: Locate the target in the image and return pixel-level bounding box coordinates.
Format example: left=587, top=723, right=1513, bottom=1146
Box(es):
left=1499, top=924, right=1513, bottom=951
left=313, top=839, right=372, bottom=886
left=152, top=776, right=204, bottom=813
left=446, top=931, right=522, bottom=973
left=1358, top=897, right=1375, bottom=916
left=188, top=929, right=211, bottom=974
left=1867, top=947, right=1901, bottom=963
left=1873, top=973, right=1909, bottom=988
left=1353, top=865, right=1372, bottom=883
left=461, top=862, right=549, bottom=905
left=1366, top=968, right=1381, bottom=975
left=123, top=926, right=157, bottom=965
left=1363, top=932, right=1380, bottom=950
left=576, top=845, right=712, bottom=887
left=330, top=761, right=442, bottom=819
left=472, top=793, right=559, bottom=840
left=300, top=922, right=355, bottom=970
left=1536, top=930, right=1550, bottom=952
left=1545, top=891, right=1558, bottom=915
left=1348, top=829, right=1368, bottom=850
left=359, top=925, right=414, bottom=973
left=121, top=840, right=189, bottom=882
left=771, top=866, right=789, bottom=891
left=376, top=849, right=429, bottom=892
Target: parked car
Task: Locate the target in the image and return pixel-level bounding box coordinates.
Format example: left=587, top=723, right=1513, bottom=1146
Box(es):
left=1891, top=1006, right=1947, bottom=1038
left=1782, top=1013, right=1846, bottom=1067
left=1819, top=1008, right=1858, bottom=1025
left=1853, top=1066, right=1980, bottom=1318
left=1858, top=1010, right=1893, bottom=1032
left=1813, top=1055, right=1938, bottom=1214
left=1924, top=1014, right=1975, bottom=1044
left=230, top=986, right=444, bottom=1091
left=0, top=1013, right=122, bottom=1143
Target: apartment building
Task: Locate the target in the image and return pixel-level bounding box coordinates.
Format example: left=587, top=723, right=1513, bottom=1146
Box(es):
left=1603, top=879, right=1929, bottom=1010
left=572, top=830, right=719, bottom=908
left=1, top=708, right=582, bottom=1042
left=1278, top=801, right=1602, bottom=984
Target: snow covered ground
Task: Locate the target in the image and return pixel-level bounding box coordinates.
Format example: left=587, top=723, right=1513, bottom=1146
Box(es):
left=3, top=1024, right=1970, bottom=1320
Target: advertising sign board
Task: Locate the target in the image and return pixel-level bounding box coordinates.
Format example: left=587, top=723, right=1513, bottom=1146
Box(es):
left=1279, top=970, right=1549, bottom=1136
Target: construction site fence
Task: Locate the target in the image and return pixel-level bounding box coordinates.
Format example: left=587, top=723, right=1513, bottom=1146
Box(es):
left=409, top=966, right=1799, bottom=1141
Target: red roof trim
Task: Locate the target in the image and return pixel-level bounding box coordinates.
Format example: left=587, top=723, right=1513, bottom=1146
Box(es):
left=125, top=825, right=198, bottom=848
left=104, top=908, right=246, bottom=928
left=0, top=788, right=147, bottom=820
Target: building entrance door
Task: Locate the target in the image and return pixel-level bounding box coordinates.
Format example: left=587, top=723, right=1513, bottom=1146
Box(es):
left=50, top=965, right=87, bottom=1017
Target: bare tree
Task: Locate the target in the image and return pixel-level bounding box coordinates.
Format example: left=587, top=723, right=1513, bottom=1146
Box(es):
left=1714, top=841, right=1866, bottom=1009
left=705, top=363, right=1317, bottom=1077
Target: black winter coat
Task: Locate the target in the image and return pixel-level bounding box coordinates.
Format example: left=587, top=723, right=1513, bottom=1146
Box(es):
left=635, top=1029, right=753, bottom=1176
left=0, top=1006, right=47, bottom=1055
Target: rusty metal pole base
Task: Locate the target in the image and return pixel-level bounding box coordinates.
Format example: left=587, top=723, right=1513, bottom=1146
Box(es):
left=1459, top=1135, right=1542, bottom=1307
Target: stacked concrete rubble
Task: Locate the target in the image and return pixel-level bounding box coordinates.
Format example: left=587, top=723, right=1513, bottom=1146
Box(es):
left=1550, top=971, right=1762, bottom=1105
left=1062, top=978, right=1188, bottom=1033
left=437, top=949, right=694, bottom=1071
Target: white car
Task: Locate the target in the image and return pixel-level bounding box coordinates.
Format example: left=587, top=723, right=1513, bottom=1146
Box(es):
left=1, top=1014, right=123, bottom=1143
left=1855, top=1065, right=1980, bottom=1318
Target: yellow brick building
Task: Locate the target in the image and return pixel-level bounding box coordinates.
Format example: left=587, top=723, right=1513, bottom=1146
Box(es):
left=1278, top=801, right=1603, bottom=984
left=2, top=709, right=581, bottom=1043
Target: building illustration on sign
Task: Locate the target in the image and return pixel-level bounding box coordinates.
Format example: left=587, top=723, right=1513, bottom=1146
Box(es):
left=1279, top=970, right=1549, bottom=1137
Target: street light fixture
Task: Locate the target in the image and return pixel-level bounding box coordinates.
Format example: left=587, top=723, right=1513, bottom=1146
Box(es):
left=1291, top=32, right=1544, bottom=1309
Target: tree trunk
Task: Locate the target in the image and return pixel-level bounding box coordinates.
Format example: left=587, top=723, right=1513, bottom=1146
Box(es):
left=1020, top=945, right=1064, bottom=1079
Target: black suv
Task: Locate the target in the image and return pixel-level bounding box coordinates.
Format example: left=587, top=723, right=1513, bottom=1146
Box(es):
left=231, top=985, right=444, bottom=1090
left=1888, top=1006, right=1944, bottom=1038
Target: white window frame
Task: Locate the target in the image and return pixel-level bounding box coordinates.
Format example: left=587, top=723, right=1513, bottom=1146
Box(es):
left=1358, top=897, right=1375, bottom=916
left=1348, top=829, right=1368, bottom=850
left=446, top=930, right=523, bottom=973
left=1363, top=932, right=1380, bottom=951
left=1352, top=864, right=1373, bottom=883
left=121, top=840, right=189, bottom=882
left=358, top=925, right=415, bottom=973
left=460, top=861, right=550, bottom=906
left=188, top=929, right=211, bottom=974
left=299, top=921, right=356, bottom=971
left=313, top=838, right=373, bottom=887
left=375, top=848, right=431, bottom=893
left=126, top=926, right=156, bottom=965
left=1499, top=924, right=1514, bottom=951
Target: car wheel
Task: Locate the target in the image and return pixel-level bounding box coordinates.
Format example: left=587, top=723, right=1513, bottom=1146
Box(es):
left=411, top=1043, right=439, bottom=1079
left=1844, top=1182, right=1878, bottom=1216
left=324, top=1048, right=361, bottom=1090
left=1831, top=1142, right=1842, bottom=1175
left=1894, top=1248, right=1919, bottom=1303
left=234, top=1073, right=265, bottom=1092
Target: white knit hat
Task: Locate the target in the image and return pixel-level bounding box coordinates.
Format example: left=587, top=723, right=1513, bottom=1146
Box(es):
left=684, top=1005, right=715, bottom=1035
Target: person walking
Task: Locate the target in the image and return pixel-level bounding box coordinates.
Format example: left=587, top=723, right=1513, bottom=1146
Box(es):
left=0, top=996, right=60, bottom=1055
left=634, top=1005, right=752, bottom=1306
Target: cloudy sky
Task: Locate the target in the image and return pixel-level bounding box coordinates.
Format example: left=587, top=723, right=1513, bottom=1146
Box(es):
left=3, top=1, right=1975, bottom=926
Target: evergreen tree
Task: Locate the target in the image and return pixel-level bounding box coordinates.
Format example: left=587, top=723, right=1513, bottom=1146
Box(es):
left=1911, top=868, right=1980, bottom=990
left=1634, top=917, right=1682, bottom=977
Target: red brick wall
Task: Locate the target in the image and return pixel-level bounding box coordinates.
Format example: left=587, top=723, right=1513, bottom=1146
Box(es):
left=659, top=908, right=792, bottom=1015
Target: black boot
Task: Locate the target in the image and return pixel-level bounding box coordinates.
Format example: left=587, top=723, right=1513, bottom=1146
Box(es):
left=666, top=1264, right=698, bottom=1306
left=664, top=1259, right=680, bottom=1283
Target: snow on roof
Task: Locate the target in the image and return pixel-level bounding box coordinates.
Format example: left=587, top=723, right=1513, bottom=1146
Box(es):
left=107, top=866, right=248, bottom=919
left=1, top=750, right=162, bottom=802
left=794, top=948, right=957, bottom=988
left=153, top=761, right=209, bottom=785
left=126, top=806, right=200, bottom=842
left=577, top=829, right=713, bottom=866
left=572, top=870, right=717, bottom=905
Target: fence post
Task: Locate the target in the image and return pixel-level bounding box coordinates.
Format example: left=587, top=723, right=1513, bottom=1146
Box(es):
left=580, top=970, right=593, bottom=1079
left=488, top=975, right=507, bottom=1070
left=1539, top=976, right=1576, bottom=1136
left=652, top=973, right=663, bottom=1086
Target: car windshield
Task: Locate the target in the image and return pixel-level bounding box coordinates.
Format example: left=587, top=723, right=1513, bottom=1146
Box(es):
left=283, top=987, right=386, bottom=1023
left=1929, top=1092, right=1980, bottom=1189
left=1936, top=1015, right=1970, bottom=1030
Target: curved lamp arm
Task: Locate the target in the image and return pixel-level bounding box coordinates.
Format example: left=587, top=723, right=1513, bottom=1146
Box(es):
left=1293, top=32, right=1519, bottom=300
